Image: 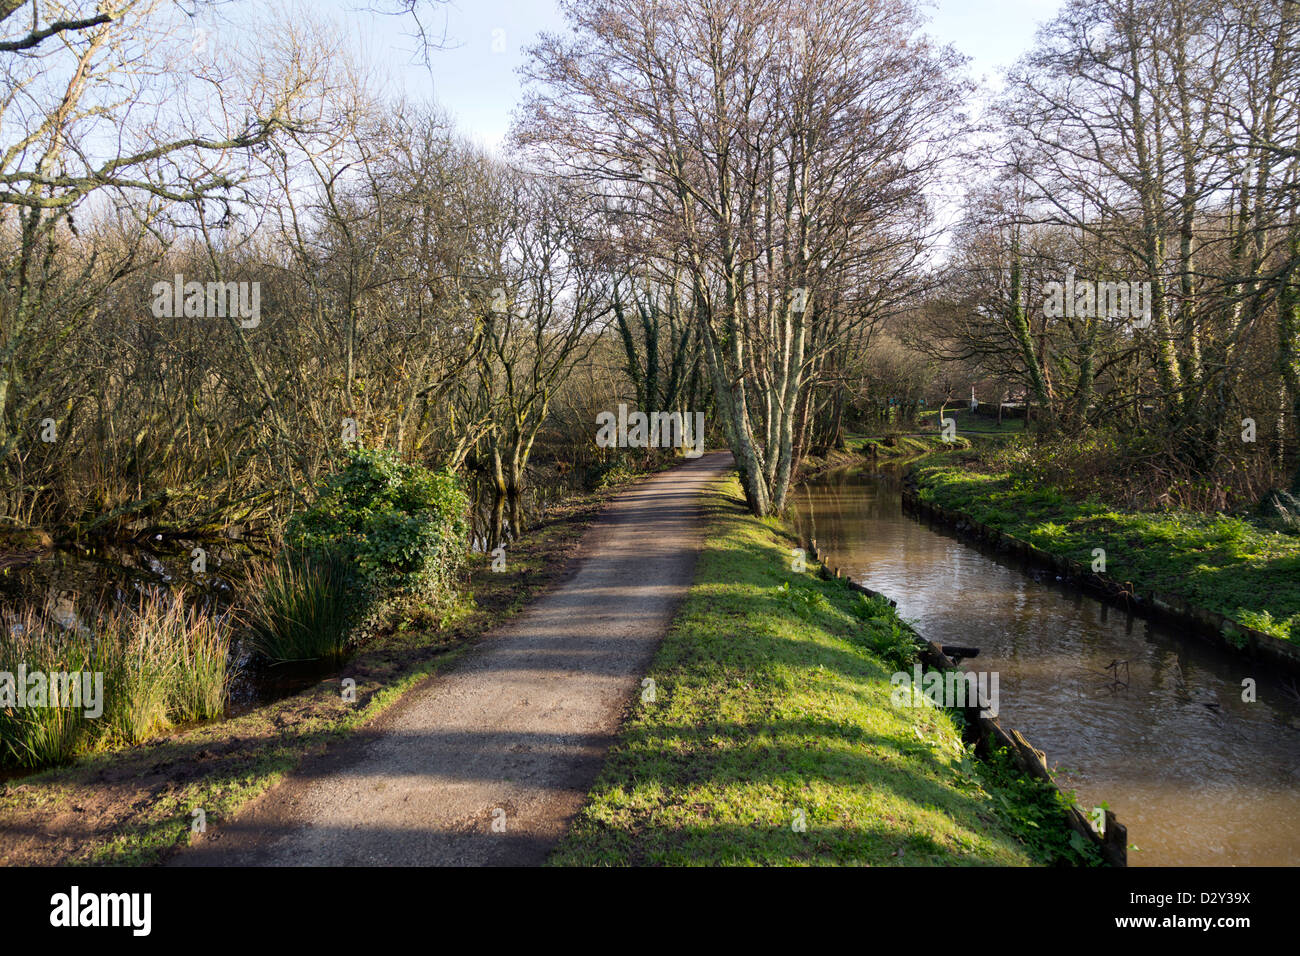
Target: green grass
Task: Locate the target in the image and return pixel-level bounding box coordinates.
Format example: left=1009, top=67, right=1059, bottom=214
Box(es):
left=0, top=470, right=647, bottom=865
left=550, top=476, right=1091, bottom=866
left=0, top=594, right=235, bottom=767
left=242, top=548, right=364, bottom=665
left=913, top=464, right=1300, bottom=643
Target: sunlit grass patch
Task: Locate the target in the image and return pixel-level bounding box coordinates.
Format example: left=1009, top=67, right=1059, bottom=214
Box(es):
left=551, top=476, right=1068, bottom=867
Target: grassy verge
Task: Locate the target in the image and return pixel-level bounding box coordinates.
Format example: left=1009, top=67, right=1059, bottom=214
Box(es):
left=550, top=476, right=1096, bottom=866
left=797, top=434, right=965, bottom=483
left=849, top=434, right=971, bottom=459
left=0, top=476, right=642, bottom=866
left=912, top=457, right=1300, bottom=644
left=916, top=407, right=1028, bottom=437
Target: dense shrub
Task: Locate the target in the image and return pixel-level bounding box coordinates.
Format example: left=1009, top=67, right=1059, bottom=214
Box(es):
left=583, top=453, right=637, bottom=490
left=285, top=448, right=470, bottom=625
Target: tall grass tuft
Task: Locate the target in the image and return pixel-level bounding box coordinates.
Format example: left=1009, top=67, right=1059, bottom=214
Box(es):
left=241, top=548, right=361, bottom=665
left=169, top=603, right=234, bottom=721
left=0, top=591, right=235, bottom=767
left=97, top=592, right=235, bottom=742
left=0, top=604, right=94, bottom=766
left=97, top=620, right=171, bottom=746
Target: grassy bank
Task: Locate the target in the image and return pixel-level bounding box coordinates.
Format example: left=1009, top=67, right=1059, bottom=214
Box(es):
left=912, top=456, right=1300, bottom=645
left=797, top=433, right=968, bottom=483
left=550, top=476, right=1097, bottom=866
left=849, top=433, right=972, bottom=458
left=0, top=477, right=641, bottom=866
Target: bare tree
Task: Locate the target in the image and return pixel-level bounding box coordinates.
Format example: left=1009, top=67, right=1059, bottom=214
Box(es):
left=518, top=0, right=966, bottom=514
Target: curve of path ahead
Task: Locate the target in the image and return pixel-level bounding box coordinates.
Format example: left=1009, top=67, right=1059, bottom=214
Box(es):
left=172, top=451, right=734, bottom=866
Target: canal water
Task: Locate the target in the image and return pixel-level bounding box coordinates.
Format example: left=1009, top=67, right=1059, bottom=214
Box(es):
left=790, top=464, right=1300, bottom=866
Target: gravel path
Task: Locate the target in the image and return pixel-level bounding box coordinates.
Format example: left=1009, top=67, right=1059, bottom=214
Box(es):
left=171, top=452, right=732, bottom=866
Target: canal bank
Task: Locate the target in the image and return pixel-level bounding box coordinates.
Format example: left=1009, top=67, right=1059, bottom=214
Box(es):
left=906, top=463, right=1300, bottom=676
left=789, top=464, right=1300, bottom=866
left=553, top=474, right=1100, bottom=866
left=802, top=543, right=1127, bottom=867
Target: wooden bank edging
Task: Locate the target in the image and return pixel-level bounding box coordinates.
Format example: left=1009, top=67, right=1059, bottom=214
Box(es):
left=900, top=486, right=1300, bottom=678
left=802, top=538, right=1128, bottom=867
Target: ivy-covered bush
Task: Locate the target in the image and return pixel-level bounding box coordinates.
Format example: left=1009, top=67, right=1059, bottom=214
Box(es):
left=285, top=448, right=470, bottom=624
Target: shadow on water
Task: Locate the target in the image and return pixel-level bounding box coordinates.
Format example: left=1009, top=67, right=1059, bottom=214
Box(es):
left=791, top=464, right=1300, bottom=866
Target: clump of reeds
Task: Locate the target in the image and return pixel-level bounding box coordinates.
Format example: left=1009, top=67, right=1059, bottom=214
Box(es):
left=0, top=591, right=235, bottom=768
left=97, top=592, right=235, bottom=743
left=240, top=548, right=361, bottom=666
left=0, top=603, right=93, bottom=766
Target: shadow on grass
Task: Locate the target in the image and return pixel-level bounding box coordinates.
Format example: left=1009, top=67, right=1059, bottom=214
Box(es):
left=558, top=819, right=982, bottom=867
left=550, top=480, right=1035, bottom=866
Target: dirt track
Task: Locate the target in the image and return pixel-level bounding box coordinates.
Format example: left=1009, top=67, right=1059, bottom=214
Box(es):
left=170, top=452, right=732, bottom=866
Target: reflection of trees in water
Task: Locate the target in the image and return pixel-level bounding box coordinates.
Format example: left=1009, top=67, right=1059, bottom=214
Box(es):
left=792, top=474, right=855, bottom=556
left=791, top=467, right=906, bottom=557
left=0, top=538, right=255, bottom=630
left=468, top=474, right=583, bottom=552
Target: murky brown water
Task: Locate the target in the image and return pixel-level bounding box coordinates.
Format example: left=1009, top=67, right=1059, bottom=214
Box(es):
left=790, top=465, right=1300, bottom=866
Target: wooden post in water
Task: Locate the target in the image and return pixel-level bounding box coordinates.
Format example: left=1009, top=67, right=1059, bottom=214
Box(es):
left=1103, top=810, right=1128, bottom=867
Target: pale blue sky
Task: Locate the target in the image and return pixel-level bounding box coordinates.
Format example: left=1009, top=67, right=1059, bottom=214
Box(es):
left=332, top=0, right=1065, bottom=149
